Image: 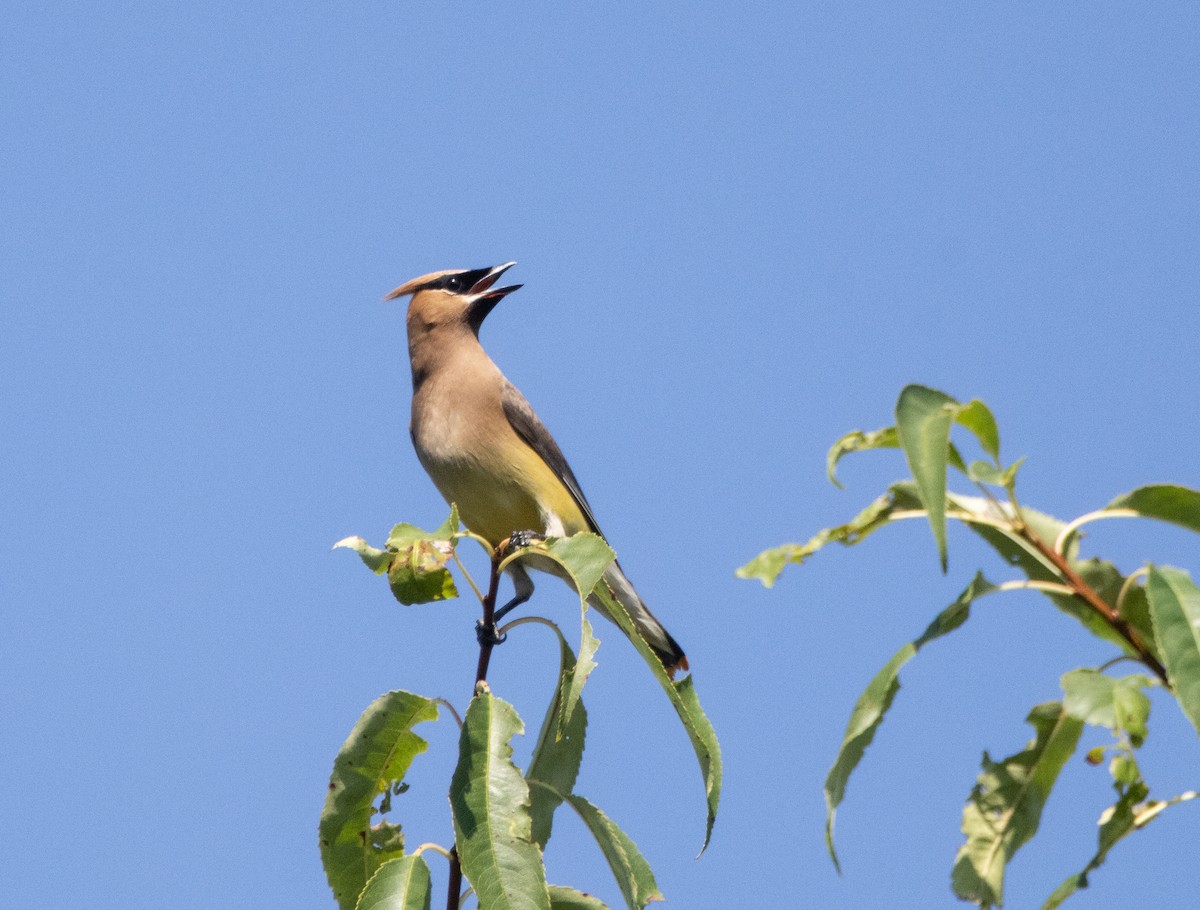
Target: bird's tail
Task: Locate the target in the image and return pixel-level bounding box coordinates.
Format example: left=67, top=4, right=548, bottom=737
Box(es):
left=588, top=560, right=688, bottom=677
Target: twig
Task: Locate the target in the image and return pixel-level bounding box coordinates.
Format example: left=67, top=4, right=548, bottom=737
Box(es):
left=447, top=545, right=506, bottom=910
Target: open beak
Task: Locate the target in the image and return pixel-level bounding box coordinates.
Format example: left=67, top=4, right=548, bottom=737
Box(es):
left=468, top=261, right=518, bottom=295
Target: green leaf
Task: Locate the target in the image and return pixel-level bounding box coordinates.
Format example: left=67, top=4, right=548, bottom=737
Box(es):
left=1061, top=670, right=1153, bottom=747
left=355, top=855, right=432, bottom=910
left=824, top=572, right=996, bottom=871
left=826, top=426, right=899, bottom=488
left=737, top=483, right=925, bottom=587
left=504, top=533, right=615, bottom=735
left=895, top=384, right=958, bottom=570
left=532, top=786, right=661, bottom=910
left=386, top=505, right=460, bottom=548
left=967, top=461, right=1004, bottom=486
left=320, top=691, right=440, bottom=910
left=547, top=885, right=610, bottom=910
left=1041, top=753, right=1164, bottom=909
left=450, top=685, right=551, bottom=910
left=334, top=536, right=394, bottom=574
left=387, top=540, right=458, bottom=605
left=1107, top=484, right=1200, bottom=535
left=954, top=399, right=1000, bottom=460
left=1146, top=566, right=1200, bottom=735
left=526, top=624, right=588, bottom=849
left=945, top=491, right=1148, bottom=657
left=590, top=585, right=721, bottom=852
left=951, top=702, right=1084, bottom=908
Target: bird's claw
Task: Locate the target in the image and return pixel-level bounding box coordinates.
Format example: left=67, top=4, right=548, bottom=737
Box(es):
left=506, top=529, right=545, bottom=552
left=475, top=620, right=507, bottom=647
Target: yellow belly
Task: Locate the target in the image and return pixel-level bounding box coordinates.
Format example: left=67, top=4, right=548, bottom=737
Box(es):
left=419, top=442, right=587, bottom=547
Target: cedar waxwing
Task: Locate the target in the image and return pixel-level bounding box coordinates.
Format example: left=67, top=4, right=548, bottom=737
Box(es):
left=385, top=262, right=688, bottom=676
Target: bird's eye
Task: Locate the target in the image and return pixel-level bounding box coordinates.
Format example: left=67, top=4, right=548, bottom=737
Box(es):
left=445, top=276, right=464, bottom=292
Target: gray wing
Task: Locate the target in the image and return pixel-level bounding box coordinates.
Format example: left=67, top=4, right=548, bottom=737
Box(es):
left=500, top=378, right=603, bottom=535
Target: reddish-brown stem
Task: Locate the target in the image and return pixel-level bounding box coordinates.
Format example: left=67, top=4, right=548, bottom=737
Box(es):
left=1021, top=529, right=1170, bottom=686
left=474, top=550, right=504, bottom=685
left=447, top=547, right=505, bottom=910
left=444, top=848, right=463, bottom=910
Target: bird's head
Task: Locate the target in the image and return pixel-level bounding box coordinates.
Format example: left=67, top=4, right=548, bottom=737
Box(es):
left=385, top=262, right=521, bottom=337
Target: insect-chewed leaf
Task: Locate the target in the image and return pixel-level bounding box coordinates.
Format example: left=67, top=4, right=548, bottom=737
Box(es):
left=826, top=426, right=899, bottom=488
left=951, top=702, right=1083, bottom=908
left=526, top=624, right=588, bottom=849
left=387, top=539, right=458, bottom=605
left=824, top=572, right=996, bottom=871
left=355, top=855, right=433, bottom=910
left=1146, top=566, right=1200, bottom=736
left=319, top=691, right=440, bottom=910
left=450, top=685, right=551, bottom=910
left=736, top=483, right=925, bottom=588
left=1039, top=752, right=1181, bottom=909
left=1107, top=485, right=1200, bottom=535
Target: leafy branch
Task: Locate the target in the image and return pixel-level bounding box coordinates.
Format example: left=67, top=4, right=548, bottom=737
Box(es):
left=325, top=508, right=721, bottom=909
left=739, top=384, right=1200, bottom=908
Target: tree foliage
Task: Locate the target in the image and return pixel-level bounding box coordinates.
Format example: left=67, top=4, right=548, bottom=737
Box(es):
left=740, top=384, right=1199, bottom=908
left=330, top=515, right=721, bottom=909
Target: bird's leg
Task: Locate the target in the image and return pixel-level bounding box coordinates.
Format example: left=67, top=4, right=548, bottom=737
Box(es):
left=493, top=561, right=535, bottom=624
left=475, top=562, right=536, bottom=645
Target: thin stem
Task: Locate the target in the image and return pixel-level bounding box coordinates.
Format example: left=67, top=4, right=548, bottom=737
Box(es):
left=1020, top=530, right=1169, bottom=686
left=1053, top=508, right=1138, bottom=555
left=414, top=842, right=454, bottom=860
left=996, top=580, right=1076, bottom=597
left=497, top=615, right=559, bottom=637
left=447, top=545, right=506, bottom=910
left=1116, top=566, right=1150, bottom=615
left=433, top=697, right=463, bottom=729
left=445, top=849, right=463, bottom=910
left=452, top=552, right=485, bottom=605
left=474, top=551, right=504, bottom=685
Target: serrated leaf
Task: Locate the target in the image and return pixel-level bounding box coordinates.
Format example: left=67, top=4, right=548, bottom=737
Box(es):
left=504, top=533, right=614, bottom=735
left=320, top=691, right=440, bottom=910
left=895, top=384, right=958, bottom=571
left=824, top=572, right=996, bottom=871
left=951, top=703, right=1083, bottom=908
left=1061, top=670, right=1153, bottom=747
left=1146, top=566, right=1200, bottom=735
left=1107, top=485, right=1200, bottom=535
left=590, top=583, right=721, bottom=852
left=526, top=624, right=588, bottom=849
left=547, top=885, right=610, bottom=910
left=355, top=855, right=432, bottom=910
left=334, top=536, right=394, bottom=574
left=450, top=686, right=550, bottom=910
left=533, top=787, right=661, bottom=910
left=954, top=399, right=1000, bottom=460
left=736, top=483, right=924, bottom=587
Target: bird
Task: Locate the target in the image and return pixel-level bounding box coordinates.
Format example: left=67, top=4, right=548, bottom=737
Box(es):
left=384, top=262, right=688, bottom=677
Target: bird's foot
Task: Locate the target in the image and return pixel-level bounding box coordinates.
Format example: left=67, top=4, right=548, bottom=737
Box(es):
left=475, top=619, right=507, bottom=647
left=504, top=529, right=545, bottom=552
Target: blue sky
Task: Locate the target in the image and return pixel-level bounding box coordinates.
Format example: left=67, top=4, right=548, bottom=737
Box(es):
left=4, top=3, right=1199, bottom=908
